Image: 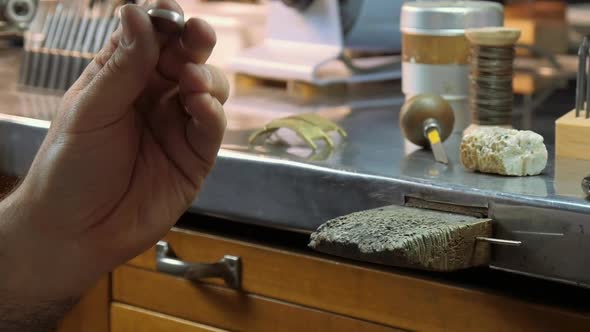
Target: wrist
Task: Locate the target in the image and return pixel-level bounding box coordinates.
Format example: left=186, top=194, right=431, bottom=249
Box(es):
left=0, top=187, right=78, bottom=330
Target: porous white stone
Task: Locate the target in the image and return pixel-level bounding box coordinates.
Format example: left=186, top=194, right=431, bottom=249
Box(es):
left=460, top=127, right=548, bottom=176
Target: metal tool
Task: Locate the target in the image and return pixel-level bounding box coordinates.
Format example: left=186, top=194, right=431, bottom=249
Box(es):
left=400, top=94, right=455, bottom=164
left=249, top=113, right=347, bottom=151
left=19, top=0, right=126, bottom=91
left=576, top=36, right=590, bottom=119
left=27, top=5, right=61, bottom=87
left=0, top=0, right=38, bottom=31
left=65, top=13, right=92, bottom=89
left=19, top=2, right=187, bottom=91
left=147, top=8, right=184, bottom=35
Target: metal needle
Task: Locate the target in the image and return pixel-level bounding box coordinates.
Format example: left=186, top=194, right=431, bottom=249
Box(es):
left=576, top=37, right=588, bottom=118
left=476, top=237, right=522, bottom=247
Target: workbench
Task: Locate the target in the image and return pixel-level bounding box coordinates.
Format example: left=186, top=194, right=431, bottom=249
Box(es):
left=0, top=49, right=589, bottom=331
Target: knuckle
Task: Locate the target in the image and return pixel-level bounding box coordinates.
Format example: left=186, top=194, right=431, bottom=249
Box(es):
left=94, top=36, right=119, bottom=68
left=104, top=50, right=127, bottom=76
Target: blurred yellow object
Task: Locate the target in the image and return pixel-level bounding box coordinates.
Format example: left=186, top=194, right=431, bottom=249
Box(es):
left=249, top=113, right=347, bottom=151
left=504, top=0, right=568, bottom=56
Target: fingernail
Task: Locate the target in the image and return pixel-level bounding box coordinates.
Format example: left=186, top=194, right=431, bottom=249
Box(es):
left=120, top=5, right=135, bottom=47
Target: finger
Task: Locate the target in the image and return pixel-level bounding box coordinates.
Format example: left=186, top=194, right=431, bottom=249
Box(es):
left=68, top=5, right=160, bottom=131
left=145, top=92, right=225, bottom=190
left=141, top=0, right=185, bottom=46
left=146, top=96, right=207, bottom=188
left=184, top=93, right=227, bottom=169
left=179, top=64, right=230, bottom=105
left=157, top=18, right=216, bottom=82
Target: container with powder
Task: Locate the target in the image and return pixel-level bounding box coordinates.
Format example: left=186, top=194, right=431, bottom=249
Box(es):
left=400, top=1, right=504, bottom=133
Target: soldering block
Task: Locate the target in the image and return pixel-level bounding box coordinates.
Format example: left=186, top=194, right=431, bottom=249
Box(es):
left=555, top=110, right=590, bottom=161
left=309, top=206, right=492, bottom=272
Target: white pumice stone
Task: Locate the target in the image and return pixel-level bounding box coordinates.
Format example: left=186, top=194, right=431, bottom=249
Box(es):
left=460, top=127, right=548, bottom=176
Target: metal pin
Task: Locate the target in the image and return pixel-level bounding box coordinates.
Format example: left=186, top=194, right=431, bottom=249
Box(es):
left=476, top=237, right=522, bottom=247
left=576, top=37, right=588, bottom=118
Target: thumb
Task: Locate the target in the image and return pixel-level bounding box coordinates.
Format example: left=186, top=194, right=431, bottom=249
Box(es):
left=72, top=5, right=160, bottom=129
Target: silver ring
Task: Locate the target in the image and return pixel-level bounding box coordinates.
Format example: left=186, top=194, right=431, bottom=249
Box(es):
left=147, top=8, right=185, bottom=35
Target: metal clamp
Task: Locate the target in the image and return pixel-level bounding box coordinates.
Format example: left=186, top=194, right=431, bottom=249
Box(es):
left=156, top=241, right=242, bottom=289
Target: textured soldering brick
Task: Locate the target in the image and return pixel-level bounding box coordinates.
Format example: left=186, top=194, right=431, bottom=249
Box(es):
left=309, top=206, right=492, bottom=271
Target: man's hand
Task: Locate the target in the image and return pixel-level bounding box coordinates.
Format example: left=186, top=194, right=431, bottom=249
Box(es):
left=0, top=0, right=227, bottom=326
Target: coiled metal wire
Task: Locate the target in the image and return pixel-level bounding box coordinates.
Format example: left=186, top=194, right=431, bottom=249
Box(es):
left=469, top=45, right=515, bottom=125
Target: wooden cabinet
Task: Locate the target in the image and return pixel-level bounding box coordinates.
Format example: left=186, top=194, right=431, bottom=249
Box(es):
left=113, top=227, right=590, bottom=332
left=111, top=303, right=226, bottom=332
left=57, top=277, right=110, bottom=332
left=60, top=224, right=590, bottom=332
left=113, top=265, right=399, bottom=332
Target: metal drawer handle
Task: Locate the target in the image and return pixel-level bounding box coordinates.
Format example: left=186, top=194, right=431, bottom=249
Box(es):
left=155, top=241, right=242, bottom=289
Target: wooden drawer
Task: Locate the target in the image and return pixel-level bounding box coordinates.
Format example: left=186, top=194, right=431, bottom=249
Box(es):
left=111, top=303, right=226, bottom=332
left=121, top=228, right=590, bottom=332
left=113, top=265, right=400, bottom=332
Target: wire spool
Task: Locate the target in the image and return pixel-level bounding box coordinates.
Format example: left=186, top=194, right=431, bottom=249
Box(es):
left=466, top=28, right=521, bottom=127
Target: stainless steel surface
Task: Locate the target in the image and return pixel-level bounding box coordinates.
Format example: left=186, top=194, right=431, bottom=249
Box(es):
left=1, top=51, right=590, bottom=287
left=147, top=8, right=184, bottom=35
left=400, top=1, right=503, bottom=36
left=476, top=237, right=522, bottom=247
left=156, top=241, right=242, bottom=289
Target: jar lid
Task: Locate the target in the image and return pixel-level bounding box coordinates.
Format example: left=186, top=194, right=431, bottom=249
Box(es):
left=401, top=1, right=504, bottom=35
